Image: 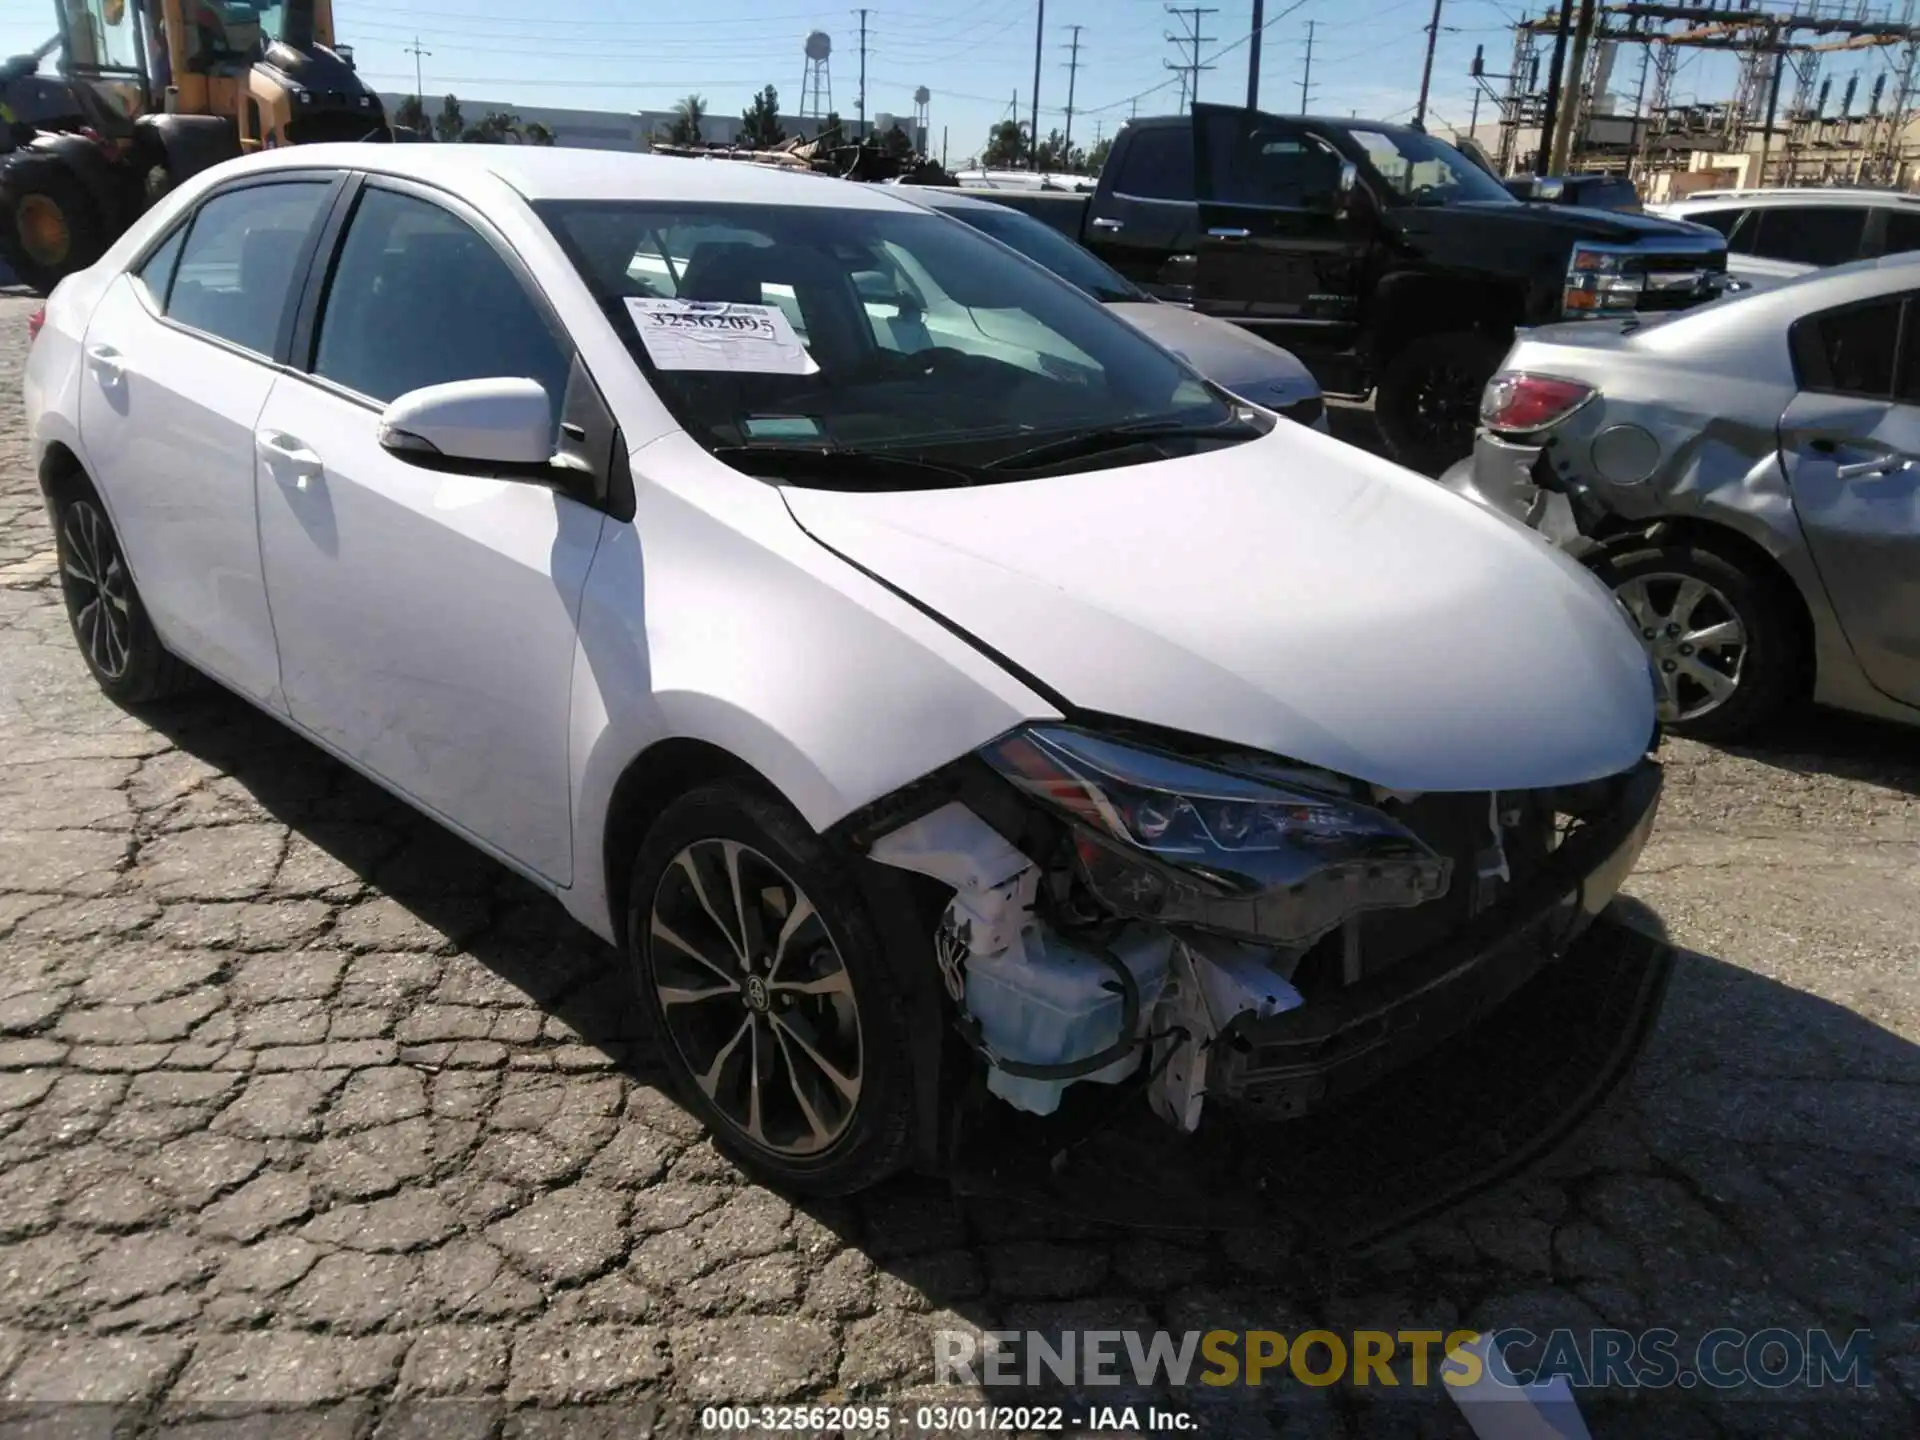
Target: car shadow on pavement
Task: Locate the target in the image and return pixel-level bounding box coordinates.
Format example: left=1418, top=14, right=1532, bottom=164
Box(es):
left=1716, top=705, right=1920, bottom=799
left=124, top=686, right=1919, bottom=1436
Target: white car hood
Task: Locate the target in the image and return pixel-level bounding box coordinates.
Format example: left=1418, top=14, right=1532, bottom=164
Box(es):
left=782, top=424, right=1656, bottom=793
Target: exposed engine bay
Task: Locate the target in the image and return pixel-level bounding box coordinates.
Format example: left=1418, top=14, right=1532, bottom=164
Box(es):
left=864, top=723, right=1659, bottom=1135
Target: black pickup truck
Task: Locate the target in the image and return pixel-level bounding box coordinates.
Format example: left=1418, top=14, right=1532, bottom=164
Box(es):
left=969, top=104, right=1730, bottom=472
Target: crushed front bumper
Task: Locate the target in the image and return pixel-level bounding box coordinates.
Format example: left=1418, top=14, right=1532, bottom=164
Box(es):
left=1211, top=758, right=1662, bottom=1119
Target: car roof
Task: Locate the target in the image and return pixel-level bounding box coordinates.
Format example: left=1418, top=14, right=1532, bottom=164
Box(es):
left=900, top=187, right=1010, bottom=213
left=211, top=142, right=923, bottom=212
left=1663, top=187, right=1920, bottom=209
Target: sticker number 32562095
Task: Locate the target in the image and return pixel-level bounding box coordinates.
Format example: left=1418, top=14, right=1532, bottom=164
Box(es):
left=625, top=297, right=821, bottom=376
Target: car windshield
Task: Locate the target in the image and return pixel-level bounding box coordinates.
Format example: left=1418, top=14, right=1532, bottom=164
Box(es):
left=936, top=203, right=1144, bottom=304
left=537, top=198, right=1253, bottom=483
left=1345, top=127, right=1517, bottom=207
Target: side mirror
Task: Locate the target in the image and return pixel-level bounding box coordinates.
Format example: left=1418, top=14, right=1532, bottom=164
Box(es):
left=853, top=269, right=917, bottom=311
left=378, top=377, right=554, bottom=468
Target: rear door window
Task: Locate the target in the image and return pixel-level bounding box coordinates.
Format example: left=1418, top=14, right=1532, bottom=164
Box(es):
left=165, top=179, right=334, bottom=357
left=1791, top=296, right=1905, bottom=399
left=1748, top=206, right=1869, bottom=267
left=1880, top=208, right=1920, bottom=258
left=1111, top=128, right=1192, bottom=202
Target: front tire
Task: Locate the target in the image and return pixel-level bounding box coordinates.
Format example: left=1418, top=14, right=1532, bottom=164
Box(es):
left=0, top=150, right=111, bottom=296
left=48, top=472, right=196, bottom=703
left=1590, top=539, right=1799, bottom=742
left=1375, top=330, right=1506, bottom=476
left=625, top=781, right=918, bottom=1195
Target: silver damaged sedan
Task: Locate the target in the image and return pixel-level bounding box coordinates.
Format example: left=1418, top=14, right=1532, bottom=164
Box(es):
left=1442, top=252, right=1920, bottom=740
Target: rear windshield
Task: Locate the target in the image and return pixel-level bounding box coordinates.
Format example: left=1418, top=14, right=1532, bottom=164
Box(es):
left=938, top=203, right=1144, bottom=304
left=535, top=198, right=1236, bottom=468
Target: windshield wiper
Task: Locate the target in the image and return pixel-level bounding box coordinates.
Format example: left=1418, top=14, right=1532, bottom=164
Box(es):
left=709, top=444, right=981, bottom=490
left=985, top=416, right=1265, bottom=473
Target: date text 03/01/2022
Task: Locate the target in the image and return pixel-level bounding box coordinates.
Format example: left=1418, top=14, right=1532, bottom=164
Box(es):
left=697, top=1404, right=1200, bottom=1433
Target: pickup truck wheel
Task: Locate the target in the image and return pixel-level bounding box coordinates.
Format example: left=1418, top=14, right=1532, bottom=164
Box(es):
left=1589, top=540, right=1799, bottom=742
left=1375, top=331, right=1506, bottom=475
left=624, top=781, right=919, bottom=1196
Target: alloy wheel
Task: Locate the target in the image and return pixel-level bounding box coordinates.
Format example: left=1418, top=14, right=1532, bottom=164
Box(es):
left=648, top=839, right=862, bottom=1157
left=1615, top=571, right=1748, bottom=723
left=62, top=500, right=133, bottom=680
left=1408, top=360, right=1481, bottom=448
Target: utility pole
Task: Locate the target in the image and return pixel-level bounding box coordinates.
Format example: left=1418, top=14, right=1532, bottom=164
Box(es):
left=1300, top=20, right=1315, bottom=114
left=1536, top=0, right=1575, bottom=176
left=404, top=35, right=429, bottom=104
left=1248, top=0, right=1264, bottom=109
left=1029, top=0, right=1045, bottom=169
left=1413, top=0, right=1444, bottom=130
left=1062, top=24, right=1083, bottom=157
left=855, top=8, right=869, bottom=140
left=1164, top=6, right=1217, bottom=114
left=1548, top=0, right=1597, bottom=174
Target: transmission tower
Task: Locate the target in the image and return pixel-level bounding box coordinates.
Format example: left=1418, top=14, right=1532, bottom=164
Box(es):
left=1164, top=6, right=1217, bottom=113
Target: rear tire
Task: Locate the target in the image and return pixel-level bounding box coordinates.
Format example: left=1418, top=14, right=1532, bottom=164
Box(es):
left=0, top=150, right=111, bottom=296
left=1589, top=539, right=1799, bottom=743
left=624, top=780, right=919, bottom=1195
left=47, top=470, right=197, bottom=704
left=1375, top=330, right=1507, bottom=476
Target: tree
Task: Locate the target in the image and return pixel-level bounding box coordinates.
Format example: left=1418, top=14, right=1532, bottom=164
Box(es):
left=393, top=93, right=428, bottom=137
left=817, top=109, right=843, bottom=142
left=1085, top=135, right=1113, bottom=174
left=522, top=121, right=555, bottom=146
left=461, top=110, right=523, bottom=144
left=981, top=119, right=1026, bottom=168
left=433, top=94, right=464, bottom=144
left=739, top=85, right=785, bottom=149
left=667, top=93, right=706, bottom=145
left=1035, top=128, right=1084, bottom=174
left=879, top=123, right=915, bottom=160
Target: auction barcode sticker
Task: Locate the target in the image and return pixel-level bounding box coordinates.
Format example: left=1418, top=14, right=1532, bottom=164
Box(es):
left=625, top=297, right=821, bottom=375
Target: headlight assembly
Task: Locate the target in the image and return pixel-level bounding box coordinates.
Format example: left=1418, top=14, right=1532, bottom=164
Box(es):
left=979, top=725, right=1452, bottom=946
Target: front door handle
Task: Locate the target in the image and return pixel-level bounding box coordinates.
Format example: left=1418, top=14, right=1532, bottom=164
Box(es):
left=1836, top=453, right=1910, bottom=480
left=1088, top=216, right=1123, bottom=232
left=256, top=430, right=324, bottom=490
left=85, top=344, right=123, bottom=387
left=1207, top=226, right=1252, bottom=239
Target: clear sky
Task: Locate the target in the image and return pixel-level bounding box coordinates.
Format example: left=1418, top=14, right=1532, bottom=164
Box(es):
left=0, top=0, right=1785, bottom=163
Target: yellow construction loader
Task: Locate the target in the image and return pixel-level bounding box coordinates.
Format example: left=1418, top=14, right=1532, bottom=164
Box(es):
left=1, top=0, right=389, bottom=293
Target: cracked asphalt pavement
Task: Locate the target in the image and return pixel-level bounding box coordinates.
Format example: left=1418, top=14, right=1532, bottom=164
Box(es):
left=0, top=295, right=1914, bottom=1437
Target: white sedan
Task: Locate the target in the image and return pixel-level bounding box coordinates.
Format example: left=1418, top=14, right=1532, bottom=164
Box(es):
left=28, top=143, right=1663, bottom=1195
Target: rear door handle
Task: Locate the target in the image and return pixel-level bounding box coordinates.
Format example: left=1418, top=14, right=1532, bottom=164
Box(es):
left=256, top=430, right=324, bottom=490
left=1207, top=227, right=1252, bottom=239
left=85, top=344, right=123, bottom=387
left=1088, top=216, right=1123, bottom=232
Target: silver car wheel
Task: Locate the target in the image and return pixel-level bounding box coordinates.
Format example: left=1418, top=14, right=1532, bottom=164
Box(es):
left=648, top=839, right=862, bottom=1158
left=1615, top=571, right=1748, bottom=723
left=62, top=499, right=133, bottom=680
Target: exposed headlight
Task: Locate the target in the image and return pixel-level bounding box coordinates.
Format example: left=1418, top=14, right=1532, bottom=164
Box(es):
left=979, top=725, right=1451, bottom=946
left=1564, top=243, right=1643, bottom=317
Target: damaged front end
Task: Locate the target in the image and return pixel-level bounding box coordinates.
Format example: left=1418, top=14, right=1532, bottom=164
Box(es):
left=863, top=723, right=1662, bottom=1136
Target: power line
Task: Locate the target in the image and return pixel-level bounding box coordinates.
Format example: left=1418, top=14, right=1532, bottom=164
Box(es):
left=1086, top=0, right=1312, bottom=116
left=1164, top=5, right=1218, bottom=112
left=855, top=7, right=869, bottom=138
left=1062, top=24, right=1084, bottom=155
left=403, top=35, right=430, bottom=100
left=1300, top=19, right=1315, bottom=113
left=1029, top=0, right=1046, bottom=169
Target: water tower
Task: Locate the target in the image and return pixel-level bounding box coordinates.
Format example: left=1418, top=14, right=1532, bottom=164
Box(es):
left=801, top=32, right=833, bottom=127
left=912, top=85, right=931, bottom=152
